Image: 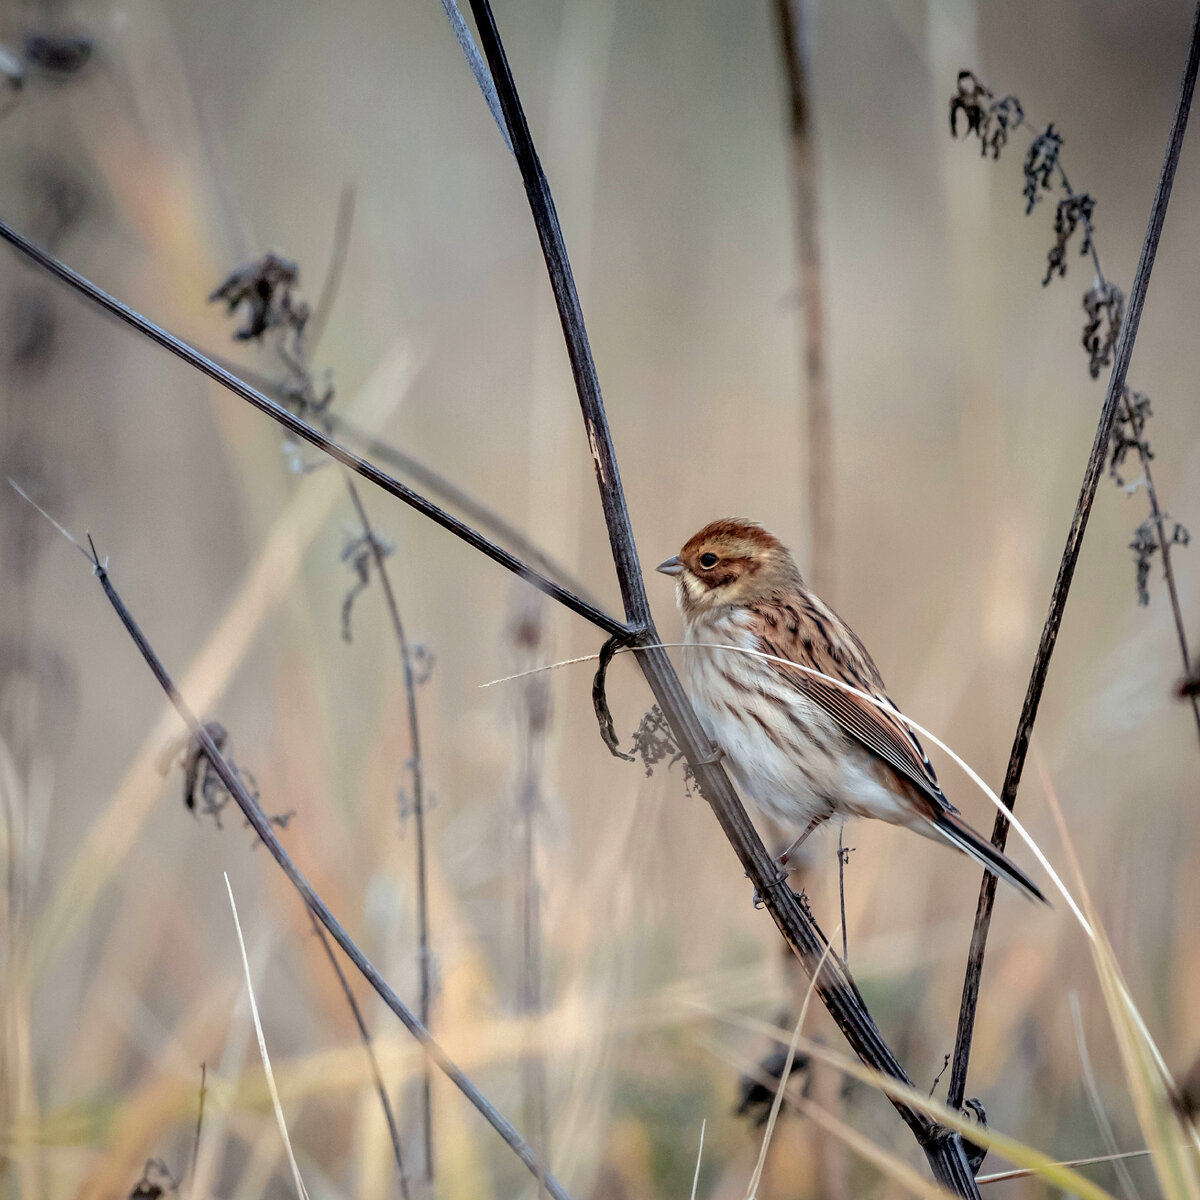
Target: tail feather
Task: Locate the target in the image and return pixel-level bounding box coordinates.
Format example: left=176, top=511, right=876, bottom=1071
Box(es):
left=927, top=808, right=1047, bottom=904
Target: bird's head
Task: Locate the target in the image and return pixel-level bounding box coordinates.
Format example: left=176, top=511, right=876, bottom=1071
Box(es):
left=656, top=518, right=802, bottom=616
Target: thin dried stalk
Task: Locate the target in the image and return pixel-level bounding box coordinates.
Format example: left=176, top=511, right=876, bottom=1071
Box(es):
left=774, top=0, right=834, bottom=595
left=511, top=594, right=551, bottom=1197
left=343, top=481, right=435, bottom=1188
left=946, top=0, right=1200, bottom=1112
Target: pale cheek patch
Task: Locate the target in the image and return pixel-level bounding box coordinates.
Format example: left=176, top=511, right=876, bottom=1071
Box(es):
left=680, top=575, right=706, bottom=606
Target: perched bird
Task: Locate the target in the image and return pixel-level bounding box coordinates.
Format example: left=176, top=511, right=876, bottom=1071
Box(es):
left=657, top=518, right=1044, bottom=902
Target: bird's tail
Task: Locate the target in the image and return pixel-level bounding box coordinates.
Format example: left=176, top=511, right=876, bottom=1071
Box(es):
left=926, top=807, right=1047, bottom=904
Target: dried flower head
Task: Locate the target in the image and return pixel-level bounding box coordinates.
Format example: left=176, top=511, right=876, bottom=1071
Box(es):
left=1082, top=280, right=1124, bottom=379
left=127, top=1159, right=176, bottom=1200
left=1131, top=517, right=1191, bottom=605
left=949, top=70, right=1024, bottom=159
left=735, top=1046, right=810, bottom=1127
left=209, top=253, right=309, bottom=342
left=164, top=721, right=293, bottom=836
left=1109, top=389, right=1152, bottom=487
left=340, top=528, right=395, bottom=643
left=630, top=704, right=683, bottom=777
left=1023, top=125, right=1063, bottom=213
left=1043, top=192, right=1094, bottom=285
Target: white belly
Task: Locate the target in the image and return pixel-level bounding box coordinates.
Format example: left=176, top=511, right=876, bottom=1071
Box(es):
left=680, top=610, right=912, bottom=832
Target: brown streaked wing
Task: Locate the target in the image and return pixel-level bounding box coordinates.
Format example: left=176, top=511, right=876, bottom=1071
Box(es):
left=747, top=604, right=951, bottom=812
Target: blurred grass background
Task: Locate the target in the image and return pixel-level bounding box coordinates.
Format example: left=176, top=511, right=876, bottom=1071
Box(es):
left=2, top=0, right=1200, bottom=1197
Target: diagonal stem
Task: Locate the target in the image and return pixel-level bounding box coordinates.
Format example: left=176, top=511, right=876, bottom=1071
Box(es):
left=211, top=353, right=603, bottom=609
left=946, top=0, right=1200, bottom=1112
left=0, top=217, right=628, bottom=638
left=85, top=548, right=575, bottom=1200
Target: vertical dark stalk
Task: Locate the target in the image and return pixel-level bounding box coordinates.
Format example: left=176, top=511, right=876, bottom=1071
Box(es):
left=344, top=477, right=435, bottom=1191
left=774, top=0, right=834, bottom=595
left=511, top=595, right=550, bottom=1197
left=465, top=2, right=979, bottom=1190
left=945, top=0, right=1200, bottom=1112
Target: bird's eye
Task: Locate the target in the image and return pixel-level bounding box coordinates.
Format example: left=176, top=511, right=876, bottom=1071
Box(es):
left=699, top=552, right=719, bottom=568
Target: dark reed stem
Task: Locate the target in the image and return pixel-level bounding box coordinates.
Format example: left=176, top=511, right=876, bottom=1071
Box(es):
left=0, top=216, right=628, bottom=637
left=774, top=0, right=834, bottom=596
left=464, top=0, right=978, bottom=1189
left=946, top=0, right=1200, bottom=1112
left=343, top=479, right=435, bottom=1187
left=310, top=915, right=413, bottom=1200
left=80, top=545, right=575, bottom=1200
left=211, top=354, right=602, bottom=608
left=221, top=202, right=440, bottom=1185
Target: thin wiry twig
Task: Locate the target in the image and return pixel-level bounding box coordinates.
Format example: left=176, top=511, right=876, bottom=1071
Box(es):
left=208, top=231, right=439, bottom=1188
left=0, top=216, right=627, bottom=637
left=462, top=1, right=979, bottom=1190
left=64, top=533, right=574, bottom=1200
left=309, top=916, right=412, bottom=1200
left=343, top=481, right=435, bottom=1187
left=774, top=0, right=834, bottom=596
left=951, top=73, right=1200, bottom=743
left=299, top=205, right=440, bottom=1181
left=1053, top=155, right=1200, bottom=743
left=945, top=3, right=1200, bottom=1114
left=837, top=821, right=849, bottom=966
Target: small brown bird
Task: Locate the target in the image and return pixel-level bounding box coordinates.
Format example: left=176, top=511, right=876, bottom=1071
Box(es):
left=658, top=518, right=1044, bottom=902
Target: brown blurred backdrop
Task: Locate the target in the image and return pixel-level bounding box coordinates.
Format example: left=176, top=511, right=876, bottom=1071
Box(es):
left=2, top=1, right=1200, bottom=1197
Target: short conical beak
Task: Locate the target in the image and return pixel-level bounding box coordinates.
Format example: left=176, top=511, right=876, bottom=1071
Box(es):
left=656, top=555, right=685, bottom=577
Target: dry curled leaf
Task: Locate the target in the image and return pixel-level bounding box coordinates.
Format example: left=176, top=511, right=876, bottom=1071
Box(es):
left=949, top=70, right=1024, bottom=159
left=1043, top=192, right=1094, bottom=285
left=209, top=253, right=308, bottom=342
left=1082, top=280, right=1124, bottom=379
left=1109, top=388, right=1152, bottom=486
left=1023, top=124, right=1063, bottom=213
